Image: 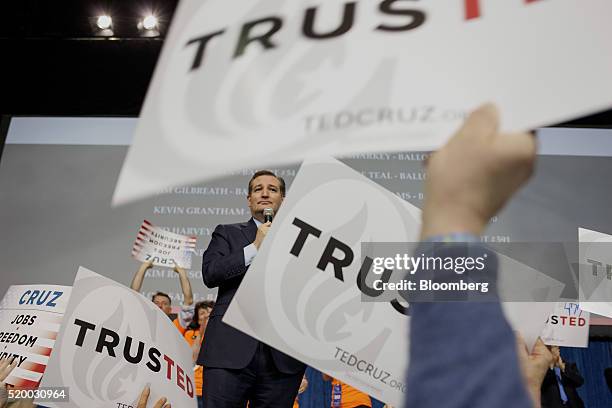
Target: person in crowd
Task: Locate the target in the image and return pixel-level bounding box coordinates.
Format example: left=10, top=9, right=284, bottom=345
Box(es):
left=292, top=376, right=308, bottom=408
left=184, top=300, right=215, bottom=408
left=131, top=259, right=195, bottom=335
left=517, top=336, right=555, bottom=407
left=322, top=374, right=371, bottom=408
left=540, top=345, right=585, bottom=408
left=198, top=170, right=306, bottom=407
left=407, top=103, right=553, bottom=408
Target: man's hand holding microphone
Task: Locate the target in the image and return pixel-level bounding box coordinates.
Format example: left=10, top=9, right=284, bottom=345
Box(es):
left=254, top=208, right=274, bottom=249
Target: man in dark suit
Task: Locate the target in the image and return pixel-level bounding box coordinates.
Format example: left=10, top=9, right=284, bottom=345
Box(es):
left=198, top=170, right=306, bottom=408
left=541, top=346, right=585, bottom=408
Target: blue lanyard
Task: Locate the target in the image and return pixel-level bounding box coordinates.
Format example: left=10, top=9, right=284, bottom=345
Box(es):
left=332, top=384, right=342, bottom=408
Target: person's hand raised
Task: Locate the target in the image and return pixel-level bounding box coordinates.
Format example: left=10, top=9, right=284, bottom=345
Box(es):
left=421, top=103, right=536, bottom=239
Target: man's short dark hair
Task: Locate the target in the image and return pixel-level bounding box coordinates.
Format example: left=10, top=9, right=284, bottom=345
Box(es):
left=248, top=170, right=286, bottom=197
left=152, top=291, right=171, bottom=305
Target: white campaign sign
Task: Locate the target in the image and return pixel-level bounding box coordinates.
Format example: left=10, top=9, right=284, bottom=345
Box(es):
left=222, top=157, right=560, bottom=406
left=132, top=220, right=197, bottom=269
left=38, top=267, right=196, bottom=408
left=502, top=302, right=557, bottom=353
left=578, top=227, right=612, bottom=318
left=0, top=285, right=72, bottom=389
left=113, top=0, right=612, bottom=205
left=541, top=302, right=590, bottom=348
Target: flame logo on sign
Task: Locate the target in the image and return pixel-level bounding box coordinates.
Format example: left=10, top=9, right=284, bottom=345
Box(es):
left=53, top=277, right=159, bottom=406
left=245, top=173, right=419, bottom=370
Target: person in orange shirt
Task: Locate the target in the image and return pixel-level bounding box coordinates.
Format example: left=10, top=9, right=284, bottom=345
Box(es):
left=131, top=260, right=195, bottom=335
left=292, top=376, right=308, bottom=408
left=322, top=374, right=372, bottom=408
left=184, top=300, right=215, bottom=408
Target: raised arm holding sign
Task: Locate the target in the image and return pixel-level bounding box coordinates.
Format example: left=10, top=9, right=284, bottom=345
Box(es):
left=130, top=260, right=195, bottom=335
left=408, top=103, right=548, bottom=408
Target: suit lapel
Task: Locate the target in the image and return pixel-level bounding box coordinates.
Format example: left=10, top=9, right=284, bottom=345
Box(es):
left=240, top=218, right=257, bottom=245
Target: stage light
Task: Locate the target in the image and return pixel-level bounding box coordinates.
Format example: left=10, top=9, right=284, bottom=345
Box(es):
left=138, top=14, right=160, bottom=37
left=96, top=15, right=112, bottom=30
left=142, top=15, right=158, bottom=30
left=91, top=14, right=114, bottom=37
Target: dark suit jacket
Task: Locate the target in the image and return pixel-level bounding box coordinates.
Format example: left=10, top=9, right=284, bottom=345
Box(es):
left=541, top=364, right=585, bottom=408
left=196, top=219, right=305, bottom=374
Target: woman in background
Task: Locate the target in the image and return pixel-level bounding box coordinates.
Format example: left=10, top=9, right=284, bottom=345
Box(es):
left=184, top=300, right=215, bottom=408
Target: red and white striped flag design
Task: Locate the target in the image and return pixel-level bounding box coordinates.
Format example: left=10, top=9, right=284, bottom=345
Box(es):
left=131, top=220, right=197, bottom=269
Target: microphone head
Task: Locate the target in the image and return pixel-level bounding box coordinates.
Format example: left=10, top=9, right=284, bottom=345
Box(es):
left=263, top=208, right=274, bottom=222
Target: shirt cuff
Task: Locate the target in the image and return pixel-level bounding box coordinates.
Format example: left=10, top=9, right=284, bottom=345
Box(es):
left=243, top=243, right=258, bottom=266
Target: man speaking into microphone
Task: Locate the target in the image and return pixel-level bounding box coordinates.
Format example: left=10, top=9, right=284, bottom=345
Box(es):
left=197, top=170, right=306, bottom=408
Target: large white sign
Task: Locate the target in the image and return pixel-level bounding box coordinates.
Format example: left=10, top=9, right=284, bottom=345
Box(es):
left=132, top=220, right=197, bottom=269
left=38, top=267, right=196, bottom=408
left=578, top=227, right=612, bottom=318
left=223, top=157, right=560, bottom=406
left=502, top=302, right=557, bottom=353
left=113, top=0, right=612, bottom=205
left=541, top=302, right=590, bottom=348
left=0, top=285, right=72, bottom=389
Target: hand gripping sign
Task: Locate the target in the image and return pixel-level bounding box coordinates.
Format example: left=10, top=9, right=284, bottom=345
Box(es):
left=113, top=0, right=612, bottom=205
left=37, top=267, right=196, bottom=408
left=132, top=220, right=197, bottom=269
left=0, top=285, right=71, bottom=389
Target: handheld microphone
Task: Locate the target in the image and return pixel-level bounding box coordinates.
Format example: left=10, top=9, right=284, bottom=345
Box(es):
left=263, top=208, right=274, bottom=223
